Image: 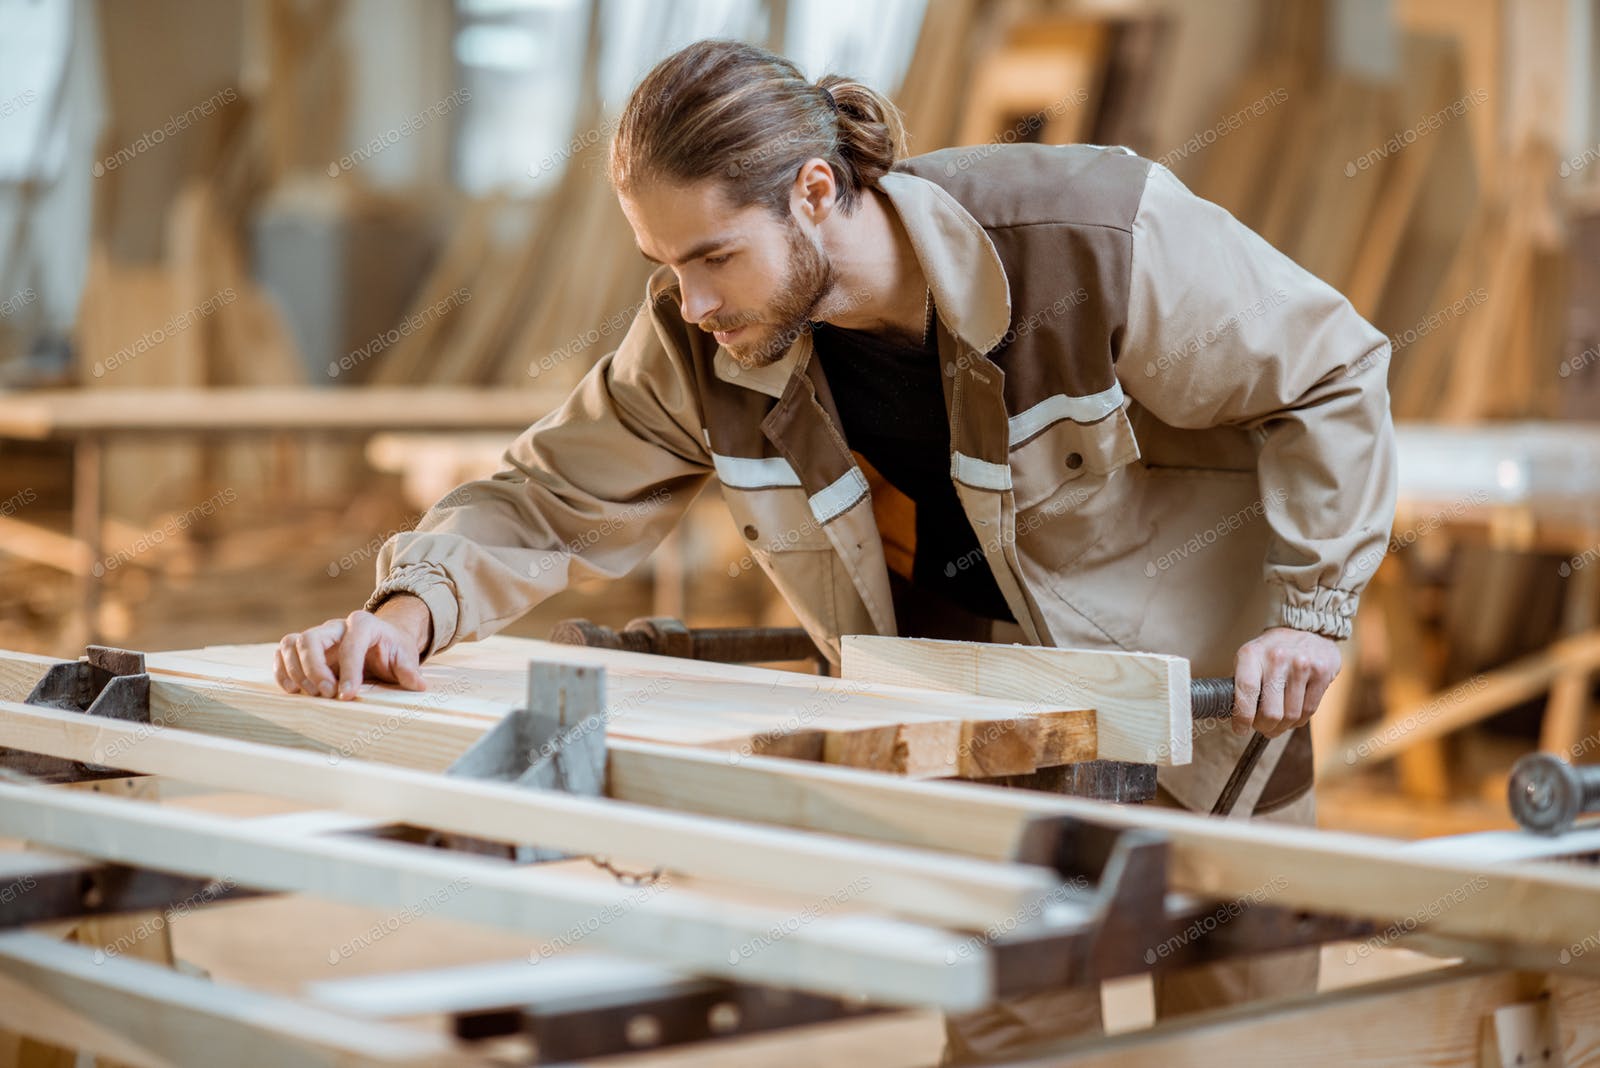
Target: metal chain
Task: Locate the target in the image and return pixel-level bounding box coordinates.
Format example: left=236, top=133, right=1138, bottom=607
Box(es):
left=587, top=855, right=665, bottom=886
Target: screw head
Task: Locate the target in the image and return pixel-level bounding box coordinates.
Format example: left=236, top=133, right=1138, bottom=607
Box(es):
left=1509, top=754, right=1584, bottom=835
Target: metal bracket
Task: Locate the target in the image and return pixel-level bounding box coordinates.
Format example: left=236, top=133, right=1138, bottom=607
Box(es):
left=992, top=815, right=1170, bottom=995
left=431, top=662, right=608, bottom=863
left=0, top=645, right=151, bottom=784
left=456, top=978, right=875, bottom=1062
left=0, top=849, right=261, bottom=928
left=993, top=812, right=1376, bottom=995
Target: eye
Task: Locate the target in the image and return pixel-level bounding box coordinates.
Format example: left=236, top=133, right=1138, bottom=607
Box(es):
left=704, top=253, right=733, bottom=267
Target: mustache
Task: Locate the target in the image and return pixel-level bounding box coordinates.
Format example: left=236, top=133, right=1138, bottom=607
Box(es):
left=700, top=314, right=762, bottom=333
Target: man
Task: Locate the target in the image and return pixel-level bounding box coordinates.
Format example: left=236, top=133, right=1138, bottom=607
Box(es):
left=275, top=39, right=1396, bottom=1059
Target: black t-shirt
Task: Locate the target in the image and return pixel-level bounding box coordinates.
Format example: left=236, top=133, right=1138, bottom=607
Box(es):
left=810, top=312, right=1015, bottom=624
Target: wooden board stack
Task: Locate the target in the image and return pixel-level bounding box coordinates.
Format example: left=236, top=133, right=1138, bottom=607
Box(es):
left=135, top=633, right=1179, bottom=779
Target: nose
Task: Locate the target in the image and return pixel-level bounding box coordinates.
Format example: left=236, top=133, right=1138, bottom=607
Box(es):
left=678, top=277, right=720, bottom=326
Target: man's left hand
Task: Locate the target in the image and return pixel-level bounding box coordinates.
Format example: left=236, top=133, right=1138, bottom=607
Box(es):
left=1230, top=627, right=1342, bottom=739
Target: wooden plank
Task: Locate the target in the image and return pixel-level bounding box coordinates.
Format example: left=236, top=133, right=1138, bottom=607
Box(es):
left=0, top=781, right=992, bottom=1011
left=0, top=387, right=562, bottom=439
left=0, top=959, right=165, bottom=1068
left=0, top=932, right=478, bottom=1067
left=307, top=955, right=694, bottom=1019
left=148, top=668, right=489, bottom=770
left=609, top=745, right=1600, bottom=956
left=841, top=635, right=1187, bottom=765
left=39, top=652, right=1600, bottom=956
left=0, top=698, right=1067, bottom=933
left=1020, top=966, right=1600, bottom=1067
left=1289, top=78, right=1391, bottom=291
left=0, top=648, right=54, bottom=701
left=0, top=510, right=208, bottom=578
left=147, top=640, right=1100, bottom=777
left=1341, top=37, right=1455, bottom=317
left=1403, top=825, right=1600, bottom=864
left=1332, top=630, right=1600, bottom=774
left=0, top=516, right=92, bottom=575
left=151, top=650, right=971, bottom=775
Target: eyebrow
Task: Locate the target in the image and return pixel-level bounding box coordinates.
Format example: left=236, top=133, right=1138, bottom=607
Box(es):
left=638, top=237, right=736, bottom=267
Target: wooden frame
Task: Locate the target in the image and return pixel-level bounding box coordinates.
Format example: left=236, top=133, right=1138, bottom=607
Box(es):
left=0, top=780, right=991, bottom=1011
left=7, top=642, right=1600, bottom=1062
left=10, top=650, right=1600, bottom=957
left=0, top=697, right=1069, bottom=933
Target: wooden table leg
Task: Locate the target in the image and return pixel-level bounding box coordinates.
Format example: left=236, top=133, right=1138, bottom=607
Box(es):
left=72, top=435, right=104, bottom=649
left=1540, top=560, right=1600, bottom=757
left=1374, top=570, right=1452, bottom=801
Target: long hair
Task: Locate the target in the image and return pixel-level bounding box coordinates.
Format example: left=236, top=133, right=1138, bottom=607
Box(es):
left=609, top=39, right=907, bottom=215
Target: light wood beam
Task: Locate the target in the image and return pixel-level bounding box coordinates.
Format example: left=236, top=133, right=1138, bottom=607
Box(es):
left=0, top=781, right=993, bottom=1011
left=842, top=634, right=1189, bottom=764
left=0, top=698, right=1068, bottom=933
left=0, top=931, right=478, bottom=1067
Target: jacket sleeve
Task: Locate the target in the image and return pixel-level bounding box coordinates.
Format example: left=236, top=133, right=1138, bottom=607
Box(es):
left=1116, top=162, right=1398, bottom=641
left=366, top=302, right=712, bottom=659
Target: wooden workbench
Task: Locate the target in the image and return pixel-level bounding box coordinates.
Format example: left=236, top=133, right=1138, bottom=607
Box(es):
left=0, top=387, right=560, bottom=648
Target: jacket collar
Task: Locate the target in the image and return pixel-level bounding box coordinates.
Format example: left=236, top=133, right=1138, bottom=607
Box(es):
left=709, top=170, right=1013, bottom=397
left=876, top=170, right=1012, bottom=357
left=713, top=337, right=805, bottom=400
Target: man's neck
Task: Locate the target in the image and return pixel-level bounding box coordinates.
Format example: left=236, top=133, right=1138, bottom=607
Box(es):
left=814, top=188, right=928, bottom=342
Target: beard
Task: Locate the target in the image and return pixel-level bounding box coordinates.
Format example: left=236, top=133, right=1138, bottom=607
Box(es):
left=709, top=218, right=834, bottom=370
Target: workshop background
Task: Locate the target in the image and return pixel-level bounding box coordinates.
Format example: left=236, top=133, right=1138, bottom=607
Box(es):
left=1, top=0, right=1598, bottom=846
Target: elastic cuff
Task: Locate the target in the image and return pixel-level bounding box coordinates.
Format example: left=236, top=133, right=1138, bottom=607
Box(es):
left=1267, top=583, right=1358, bottom=641
left=365, top=564, right=460, bottom=662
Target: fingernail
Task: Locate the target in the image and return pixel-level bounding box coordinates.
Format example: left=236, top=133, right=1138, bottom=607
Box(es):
left=320, top=683, right=333, bottom=698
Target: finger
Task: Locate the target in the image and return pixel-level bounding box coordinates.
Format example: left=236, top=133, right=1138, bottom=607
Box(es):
left=366, top=624, right=427, bottom=692
left=387, top=639, right=425, bottom=687
left=294, top=623, right=342, bottom=698
left=1302, top=663, right=1337, bottom=720
left=336, top=615, right=372, bottom=698
left=1232, top=646, right=1263, bottom=735
left=1256, top=652, right=1289, bottom=738
left=1281, top=655, right=1312, bottom=731
left=388, top=644, right=426, bottom=691
left=274, top=641, right=303, bottom=694
left=279, top=636, right=314, bottom=694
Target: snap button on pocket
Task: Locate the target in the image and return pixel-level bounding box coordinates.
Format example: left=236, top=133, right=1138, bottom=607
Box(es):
left=742, top=524, right=759, bottom=541
left=1065, top=452, right=1084, bottom=470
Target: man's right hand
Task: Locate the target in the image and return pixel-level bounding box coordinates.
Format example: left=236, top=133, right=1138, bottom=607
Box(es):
left=274, top=596, right=431, bottom=699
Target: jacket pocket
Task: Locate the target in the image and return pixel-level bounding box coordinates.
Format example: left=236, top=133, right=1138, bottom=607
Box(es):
left=1009, top=405, right=1142, bottom=513
left=721, top=486, right=833, bottom=554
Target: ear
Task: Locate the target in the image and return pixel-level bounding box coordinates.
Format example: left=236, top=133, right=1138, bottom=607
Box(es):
left=790, top=158, right=838, bottom=226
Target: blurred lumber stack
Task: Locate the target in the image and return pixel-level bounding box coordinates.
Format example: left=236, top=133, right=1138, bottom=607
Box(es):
left=367, top=2, right=664, bottom=391
left=1063, top=0, right=1600, bottom=815
left=1176, top=0, right=1581, bottom=424
left=896, top=1, right=1172, bottom=156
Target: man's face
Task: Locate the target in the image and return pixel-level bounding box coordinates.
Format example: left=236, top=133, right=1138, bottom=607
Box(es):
left=620, top=178, right=834, bottom=368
